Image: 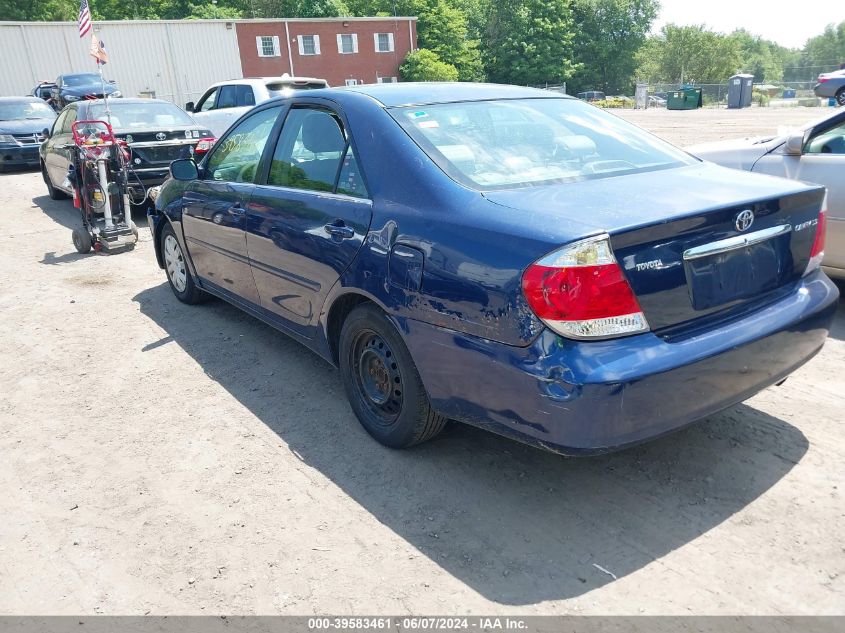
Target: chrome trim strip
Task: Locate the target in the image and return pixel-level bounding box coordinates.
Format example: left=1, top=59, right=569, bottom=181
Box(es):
left=127, top=140, right=196, bottom=148
left=683, top=224, right=792, bottom=261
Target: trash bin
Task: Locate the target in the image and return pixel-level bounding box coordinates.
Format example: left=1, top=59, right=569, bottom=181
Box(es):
left=666, top=87, right=703, bottom=110
left=728, top=74, right=754, bottom=108
left=782, top=88, right=796, bottom=99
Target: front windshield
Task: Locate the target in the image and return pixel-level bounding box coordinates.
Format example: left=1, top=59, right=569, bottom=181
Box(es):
left=63, top=74, right=101, bottom=87
left=88, top=102, right=196, bottom=128
left=0, top=101, right=56, bottom=121
left=392, top=98, right=696, bottom=189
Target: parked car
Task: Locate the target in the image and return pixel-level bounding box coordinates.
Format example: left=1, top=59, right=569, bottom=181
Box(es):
left=40, top=98, right=213, bottom=200
left=150, top=83, right=837, bottom=454
left=49, top=73, right=122, bottom=110
left=186, top=74, right=329, bottom=137
left=648, top=95, right=667, bottom=107
left=576, top=90, right=605, bottom=102
left=814, top=69, right=845, bottom=105
left=688, top=107, right=845, bottom=279
left=0, top=97, right=56, bottom=171
left=31, top=81, right=57, bottom=101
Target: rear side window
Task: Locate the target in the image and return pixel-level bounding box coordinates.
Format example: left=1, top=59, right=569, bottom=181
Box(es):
left=392, top=98, right=695, bottom=189
left=217, top=85, right=238, bottom=109
left=268, top=108, right=346, bottom=193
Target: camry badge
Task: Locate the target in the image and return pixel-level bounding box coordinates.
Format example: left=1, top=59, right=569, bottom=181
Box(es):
left=156, top=132, right=167, bottom=141
left=735, top=209, right=754, bottom=232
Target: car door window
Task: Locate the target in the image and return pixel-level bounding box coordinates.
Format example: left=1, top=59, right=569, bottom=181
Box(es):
left=267, top=108, right=349, bottom=193
left=237, top=85, right=256, bottom=107
left=205, top=106, right=281, bottom=183
left=52, top=110, right=69, bottom=135
left=60, top=108, right=77, bottom=134
left=217, top=85, right=239, bottom=109
left=196, top=88, right=218, bottom=112
left=806, top=120, right=845, bottom=155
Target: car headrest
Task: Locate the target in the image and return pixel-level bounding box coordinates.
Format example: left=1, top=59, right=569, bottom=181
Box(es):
left=301, top=112, right=345, bottom=154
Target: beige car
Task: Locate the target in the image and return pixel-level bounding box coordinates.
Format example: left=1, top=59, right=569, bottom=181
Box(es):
left=688, top=109, right=845, bottom=279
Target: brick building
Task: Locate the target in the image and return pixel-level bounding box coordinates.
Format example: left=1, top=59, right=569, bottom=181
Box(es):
left=236, top=17, right=418, bottom=87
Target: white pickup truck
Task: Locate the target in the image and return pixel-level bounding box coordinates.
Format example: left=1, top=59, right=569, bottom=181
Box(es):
left=186, top=74, right=329, bottom=137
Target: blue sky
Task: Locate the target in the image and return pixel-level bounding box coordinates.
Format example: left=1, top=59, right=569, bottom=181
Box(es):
left=653, top=0, right=844, bottom=49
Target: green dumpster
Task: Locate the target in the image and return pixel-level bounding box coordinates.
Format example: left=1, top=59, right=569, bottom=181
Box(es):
left=666, top=87, right=703, bottom=110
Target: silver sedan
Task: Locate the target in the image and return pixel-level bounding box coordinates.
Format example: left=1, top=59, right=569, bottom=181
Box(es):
left=688, top=108, right=845, bottom=279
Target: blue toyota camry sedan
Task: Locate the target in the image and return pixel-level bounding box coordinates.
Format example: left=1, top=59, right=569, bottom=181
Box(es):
left=149, top=83, right=838, bottom=454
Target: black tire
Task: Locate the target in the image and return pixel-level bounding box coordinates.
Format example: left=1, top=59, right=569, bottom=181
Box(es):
left=42, top=162, right=68, bottom=200
left=160, top=222, right=206, bottom=304
left=837, top=88, right=845, bottom=107
left=71, top=228, right=92, bottom=254
left=339, top=303, right=447, bottom=448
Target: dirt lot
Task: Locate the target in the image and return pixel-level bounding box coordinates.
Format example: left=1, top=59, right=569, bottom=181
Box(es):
left=1, top=108, right=843, bottom=615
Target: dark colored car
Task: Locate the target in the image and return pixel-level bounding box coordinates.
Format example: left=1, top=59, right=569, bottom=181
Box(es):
left=150, top=83, right=838, bottom=455
left=31, top=82, right=57, bottom=101
left=576, top=90, right=606, bottom=102
left=0, top=97, right=56, bottom=171
left=40, top=98, right=213, bottom=200
left=50, top=73, right=122, bottom=110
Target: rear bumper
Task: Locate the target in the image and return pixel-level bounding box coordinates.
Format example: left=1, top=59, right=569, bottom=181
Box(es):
left=0, top=145, right=40, bottom=168
left=400, top=272, right=839, bottom=454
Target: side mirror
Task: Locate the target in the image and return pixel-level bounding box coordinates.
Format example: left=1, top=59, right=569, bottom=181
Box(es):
left=185, top=102, right=195, bottom=113
left=170, top=158, right=199, bottom=181
left=42, top=127, right=51, bottom=139
left=784, top=131, right=806, bottom=156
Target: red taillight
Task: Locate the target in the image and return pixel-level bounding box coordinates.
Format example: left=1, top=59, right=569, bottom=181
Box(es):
left=804, top=205, right=827, bottom=276
left=194, top=137, right=215, bottom=154
left=522, top=235, right=649, bottom=339
left=818, top=77, right=829, bottom=83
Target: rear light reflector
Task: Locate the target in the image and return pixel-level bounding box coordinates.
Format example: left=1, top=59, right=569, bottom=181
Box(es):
left=803, top=203, right=827, bottom=276
left=521, top=235, right=650, bottom=339
left=818, top=77, right=829, bottom=83
left=194, top=137, right=216, bottom=154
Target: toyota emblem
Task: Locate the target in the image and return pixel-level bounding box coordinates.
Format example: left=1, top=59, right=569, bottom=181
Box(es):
left=735, top=209, right=754, bottom=232
left=156, top=132, right=167, bottom=141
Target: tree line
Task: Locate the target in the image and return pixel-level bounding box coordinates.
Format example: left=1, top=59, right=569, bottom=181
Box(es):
left=1, top=0, right=843, bottom=91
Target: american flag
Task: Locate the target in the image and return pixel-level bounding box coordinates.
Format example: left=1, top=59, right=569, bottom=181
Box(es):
left=78, top=0, right=92, bottom=38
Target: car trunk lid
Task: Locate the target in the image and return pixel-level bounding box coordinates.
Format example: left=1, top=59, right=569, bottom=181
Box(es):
left=484, top=163, right=826, bottom=336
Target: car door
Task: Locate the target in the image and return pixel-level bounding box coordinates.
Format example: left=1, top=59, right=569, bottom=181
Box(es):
left=44, top=106, right=76, bottom=187
left=755, top=113, right=845, bottom=271
left=245, top=104, right=373, bottom=338
left=181, top=105, right=283, bottom=305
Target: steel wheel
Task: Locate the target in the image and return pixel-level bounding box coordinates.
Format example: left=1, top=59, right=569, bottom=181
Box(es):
left=163, top=233, right=187, bottom=293
left=352, top=330, right=403, bottom=425
left=837, top=88, right=845, bottom=107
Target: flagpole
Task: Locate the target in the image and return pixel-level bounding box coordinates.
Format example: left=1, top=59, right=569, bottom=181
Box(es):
left=96, top=38, right=112, bottom=130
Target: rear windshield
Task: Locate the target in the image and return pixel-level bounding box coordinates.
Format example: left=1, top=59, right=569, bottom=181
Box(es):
left=391, top=98, right=696, bottom=189
left=87, top=102, right=196, bottom=128
left=267, top=81, right=328, bottom=97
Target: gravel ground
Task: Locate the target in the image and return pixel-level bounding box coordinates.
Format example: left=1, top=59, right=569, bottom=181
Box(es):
left=1, top=107, right=843, bottom=615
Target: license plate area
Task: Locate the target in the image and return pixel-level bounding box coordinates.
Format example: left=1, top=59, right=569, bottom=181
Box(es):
left=684, top=226, right=793, bottom=311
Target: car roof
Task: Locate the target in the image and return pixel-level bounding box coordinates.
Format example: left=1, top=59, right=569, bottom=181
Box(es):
left=301, top=82, right=572, bottom=108
left=59, top=73, right=101, bottom=79
left=208, top=76, right=328, bottom=88
left=77, top=98, right=178, bottom=107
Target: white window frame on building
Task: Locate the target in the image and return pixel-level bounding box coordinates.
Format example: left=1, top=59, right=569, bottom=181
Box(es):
left=345, top=79, right=359, bottom=86
left=297, top=34, right=321, bottom=56
left=337, top=33, right=359, bottom=55
left=377, top=76, right=397, bottom=83
left=256, top=35, right=280, bottom=57
left=374, top=33, right=395, bottom=53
